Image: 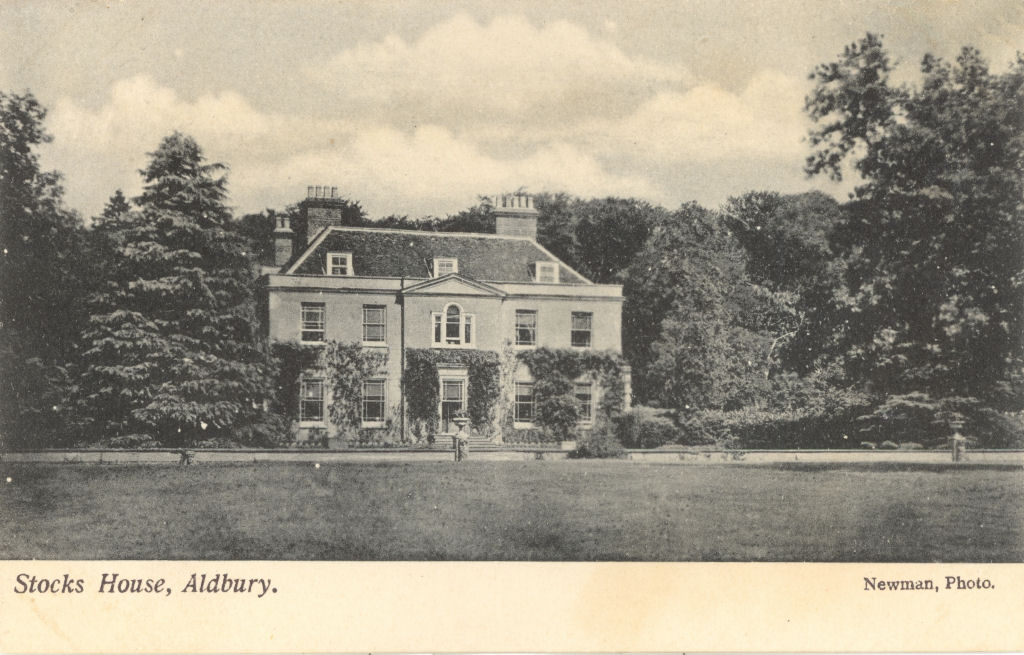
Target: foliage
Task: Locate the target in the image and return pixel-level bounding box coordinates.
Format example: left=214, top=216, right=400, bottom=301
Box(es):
left=853, top=393, right=1024, bottom=449
left=614, top=406, right=680, bottom=449
left=722, top=191, right=847, bottom=374
left=624, top=202, right=771, bottom=410
left=269, top=340, right=389, bottom=443
left=76, top=132, right=273, bottom=447
left=323, top=341, right=388, bottom=439
left=230, top=206, right=300, bottom=265
left=0, top=91, right=90, bottom=448
left=268, top=341, right=322, bottom=419
left=403, top=348, right=502, bottom=435
left=518, top=348, right=625, bottom=439
left=805, top=35, right=1024, bottom=406
left=571, top=425, right=626, bottom=458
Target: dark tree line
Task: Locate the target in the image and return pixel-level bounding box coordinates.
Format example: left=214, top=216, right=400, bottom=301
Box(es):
left=1, top=34, right=1021, bottom=448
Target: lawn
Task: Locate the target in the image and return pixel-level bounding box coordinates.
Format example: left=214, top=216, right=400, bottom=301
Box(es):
left=1, top=461, right=1021, bottom=561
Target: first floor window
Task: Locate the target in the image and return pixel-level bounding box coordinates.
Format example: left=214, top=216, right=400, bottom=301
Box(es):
left=300, top=378, right=324, bottom=422
left=571, top=311, right=592, bottom=348
left=515, top=382, right=535, bottom=423
left=515, top=309, right=537, bottom=346
left=575, top=382, right=593, bottom=423
left=301, top=302, right=326, bottom=342
left=362, top=305, right=386, bottom=343
left=432, top=303, right=474, bottom=347
left=362, top=379, right=386, bottom=424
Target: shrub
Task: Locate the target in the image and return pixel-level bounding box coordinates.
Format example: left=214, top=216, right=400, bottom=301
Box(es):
left=97, top=433, right=160, bottom=449
left=503, top=427, right=558, bottom=444
left=615, top=406, right=679, bottom=448
left=571, top=426, right=625, bottom=458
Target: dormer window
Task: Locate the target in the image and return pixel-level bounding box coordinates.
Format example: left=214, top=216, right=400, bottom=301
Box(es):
left=433, top=257, right=458, bottom=277
left=535, top=261, right=558, bottom=283
left=327, top=252, right=353, bottom=276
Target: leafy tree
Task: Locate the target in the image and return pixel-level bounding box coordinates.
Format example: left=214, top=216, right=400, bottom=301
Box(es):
left=231, top=207, right=298, bottom=265
left=722, top=190, right=846, bottom=374
left=805, top=35, right=1024, bottom=408
left=0, top=91, right=89, bottom=447
left=77, top=132, right=273, bottom=446
left=623, top=202, right=767, bottom=410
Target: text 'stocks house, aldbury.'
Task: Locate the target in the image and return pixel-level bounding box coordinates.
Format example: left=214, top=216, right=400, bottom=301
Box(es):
left=262, top=188, right=630, bottom=448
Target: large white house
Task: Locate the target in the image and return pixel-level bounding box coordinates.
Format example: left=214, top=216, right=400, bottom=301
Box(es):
left=263, top=188, right=628, bottom=446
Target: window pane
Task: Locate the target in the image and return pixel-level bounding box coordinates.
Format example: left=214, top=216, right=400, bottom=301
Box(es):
left=571, top=312, right=592, bottom=347
left=362, top=379, right=385, bottom=422
left=442, top=380, right=464, bottom=401
left=445, top=306, right=461, bottom=343
left=433, top=314, right=442, bottom=344
left=300, top=378, right=324, bottom=422
left=329, top=254, right=348, bottom=276
left=515, top=382, right=534, bottom=422
left=537, top=263, right=556, bottom=283
left=571, top=312, right=592, bottom=330
left=464, top=315, right=472, bottom=344
left=301, top=303, right=325, bottom=342
left=575, top=382, right=593, bottom=422
left=362, top=306, right=385, bottom=342
left=515, top=310, right=536, bottom=345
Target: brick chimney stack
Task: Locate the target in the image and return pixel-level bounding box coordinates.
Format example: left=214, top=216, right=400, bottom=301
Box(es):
left=273, top=213, right=293, bottom=267
left=491, top=193, right=538, bottom=240
left=299, top=185, right=348, bottom=243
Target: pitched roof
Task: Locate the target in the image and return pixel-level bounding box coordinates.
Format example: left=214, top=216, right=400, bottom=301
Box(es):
left=285, top=226, right=591, bottom=284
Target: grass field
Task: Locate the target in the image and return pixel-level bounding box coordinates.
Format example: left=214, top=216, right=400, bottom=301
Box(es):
left=2, top=461, right=1021, bottom=561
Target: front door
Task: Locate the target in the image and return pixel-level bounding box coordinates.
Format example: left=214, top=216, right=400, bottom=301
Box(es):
left=439, top=377, right=466, bottom=434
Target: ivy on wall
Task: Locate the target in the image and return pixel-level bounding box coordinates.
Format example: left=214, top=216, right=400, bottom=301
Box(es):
left=404, top=348, right=501, bottom=437
left=272, top=342, right=626, bottom=446
left=269, top=341, right=322, bottom=421
left=323, top=341, right=388, bottom=439
left=517, top=348, right=625, bottom=438
left=269, top=340, right=387, bottom=439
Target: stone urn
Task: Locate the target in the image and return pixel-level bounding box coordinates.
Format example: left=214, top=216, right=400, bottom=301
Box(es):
left=453, top=413, right=471, bottom=461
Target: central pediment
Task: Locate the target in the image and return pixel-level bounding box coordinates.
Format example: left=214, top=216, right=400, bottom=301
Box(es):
left=400, top=273, right=506, bottom=298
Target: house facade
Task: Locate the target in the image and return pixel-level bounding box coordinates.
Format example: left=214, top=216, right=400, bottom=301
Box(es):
left=263, top=187, right=629, bottom=446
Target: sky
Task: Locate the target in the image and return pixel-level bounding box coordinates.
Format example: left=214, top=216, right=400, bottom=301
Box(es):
left=2, top=0, right=1022, bottom=221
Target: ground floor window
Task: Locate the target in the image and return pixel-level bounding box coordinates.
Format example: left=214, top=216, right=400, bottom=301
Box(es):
left=515, top=382, right=535, bottom=423
left=300, top=378, right=324, bottom=423
left=440, top=378, right=466, bottom=433
left=362, top=379, right=386, bottom=425
left=575, top=382, right=593, bottom=423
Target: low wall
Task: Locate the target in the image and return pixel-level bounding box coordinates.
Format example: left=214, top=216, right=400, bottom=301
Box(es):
left=2, top=448, right=1022, bottom=465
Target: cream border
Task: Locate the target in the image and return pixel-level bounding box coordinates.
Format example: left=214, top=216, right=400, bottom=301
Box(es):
left=1, top=561, right=1022, bottom=652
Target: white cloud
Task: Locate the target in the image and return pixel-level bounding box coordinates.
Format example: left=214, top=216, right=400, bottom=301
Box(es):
left=43, top=75, right=660, bottom=219
left=237, top=125, right=661, bottom=218
left=309, top=13, right=690, bottom=130
left=581, top=69, right=811, bottom=165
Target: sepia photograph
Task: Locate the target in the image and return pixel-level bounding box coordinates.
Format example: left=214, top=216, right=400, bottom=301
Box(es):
left=0, top=3, right=1023, bottom=646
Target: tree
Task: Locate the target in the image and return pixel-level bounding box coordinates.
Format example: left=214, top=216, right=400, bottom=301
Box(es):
left=77, top=132, right=273, bottom=446
left=533, top=195, right=663, bottom=284
left=806, top=36, right=1024, bottom=408
left=0, top=91, right=89, bottom=447
left=623, top=202, right=767, bottom=410
left=722, top=190, right=846, bottom=374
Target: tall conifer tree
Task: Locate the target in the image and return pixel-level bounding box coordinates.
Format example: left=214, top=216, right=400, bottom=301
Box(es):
left=78, top=132, right=271, bottom=446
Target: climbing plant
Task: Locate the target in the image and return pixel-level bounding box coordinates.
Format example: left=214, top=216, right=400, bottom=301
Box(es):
left=517, top=348, right=625, bottom=438
left=323, top=341, right=389, bottom=438
left=269, top=340, right=387, bottom=439
left=404, top=348, right=501, bottom=435
left=269, top=341, right=323, bottom=420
